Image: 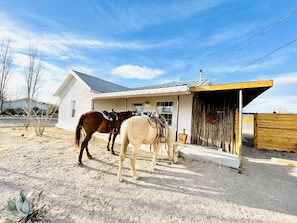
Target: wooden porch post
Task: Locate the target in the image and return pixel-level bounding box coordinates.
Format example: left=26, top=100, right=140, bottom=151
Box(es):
left=175, top=95, right=180, bottom=141
left=236, top=90, right=243, bottom=172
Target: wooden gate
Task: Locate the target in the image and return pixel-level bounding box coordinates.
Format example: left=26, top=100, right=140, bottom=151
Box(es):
left=254, top=113, right=297, bottom=152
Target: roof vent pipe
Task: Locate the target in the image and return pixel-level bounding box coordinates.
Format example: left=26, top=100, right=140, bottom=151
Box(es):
left=200, top=69, right=203, bottom=83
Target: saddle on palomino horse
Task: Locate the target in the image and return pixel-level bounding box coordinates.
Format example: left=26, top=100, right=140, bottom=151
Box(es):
left=148, top=111, right=167, bottom=143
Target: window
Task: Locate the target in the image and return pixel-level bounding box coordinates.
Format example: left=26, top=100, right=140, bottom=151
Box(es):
left=70, top=100, right=76, bottom=117
left=133, top=103, right=143, bottom=114
left=156, top=101, right=173, bottom=125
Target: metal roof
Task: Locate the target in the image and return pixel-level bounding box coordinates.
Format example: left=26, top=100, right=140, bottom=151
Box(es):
left=132, top=79, right=211, bottom=90
left=54, top=70, right=212, bottom=99
left=73, top=70, right=129, bottom=93
left=92, top=79, right=212, bottom=99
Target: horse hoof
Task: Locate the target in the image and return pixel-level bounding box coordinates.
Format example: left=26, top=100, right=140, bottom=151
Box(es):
left=117, top=177, right=123, bottom=182
left=77, top=161, right=83, bottom=166
left=133, top=175, right=139, bottom=180
left=111, top=151, right=115, bottom=155
left=88, top=155, right=93, bottom=160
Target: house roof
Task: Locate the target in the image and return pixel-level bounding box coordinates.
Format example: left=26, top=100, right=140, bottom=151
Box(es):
left=92, top=79, right=212, bottom=99
left=74, top=70, right=129, bottom=93
left=54, top=69, right=212, bottom=99
left=190, top=79, right=273, bottom=107
left=133, top=79, right=211, bottom=90
left=53, top=70, right=129, bottom=96
left=54, top=70, right=273, bottom=107
left=3, top=98, right=48, bottom=105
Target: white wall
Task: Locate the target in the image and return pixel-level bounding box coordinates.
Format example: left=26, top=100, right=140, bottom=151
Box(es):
left=56, top=78, right=93, bottom=131
left=93, top=94, right=193, bottom=142
left=93, top=98, right=127, bottom=112
left=176, top=94, right=193, bottom=143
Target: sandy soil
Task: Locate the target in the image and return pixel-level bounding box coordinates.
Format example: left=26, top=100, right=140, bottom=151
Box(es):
left=0, top=123, right=297, bottom=223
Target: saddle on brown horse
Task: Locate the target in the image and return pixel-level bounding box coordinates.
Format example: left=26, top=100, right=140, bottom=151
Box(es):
left=101, top=109, right=118, bottom=133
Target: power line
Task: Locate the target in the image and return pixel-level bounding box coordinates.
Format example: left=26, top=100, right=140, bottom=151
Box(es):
left=203, top=7, right=297, bottom=74
left=221, top=37, right=297, bottom=78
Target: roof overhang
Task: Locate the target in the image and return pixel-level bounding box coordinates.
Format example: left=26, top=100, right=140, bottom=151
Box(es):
left=189, top=79, right=273, bottom=107
left=92, top=85, right=190, bottom=99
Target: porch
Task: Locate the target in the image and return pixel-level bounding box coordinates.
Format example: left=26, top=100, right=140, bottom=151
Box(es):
left=178, top=144, right=240, bottom=169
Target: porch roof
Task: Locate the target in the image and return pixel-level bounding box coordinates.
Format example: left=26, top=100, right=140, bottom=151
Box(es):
left=189, top=79, right=273, bottom=107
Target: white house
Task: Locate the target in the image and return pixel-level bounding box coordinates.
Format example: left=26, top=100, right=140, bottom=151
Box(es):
left=54, top=70, right=273, bottom=148
left=53, top=70, right=212, bottom=142
left=54, top=70, right=274, bottom=170
left=2, top=98, right=49, bottom=112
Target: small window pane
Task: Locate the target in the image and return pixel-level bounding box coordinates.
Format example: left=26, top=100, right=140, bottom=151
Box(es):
left=156, top=101, right=173, bottom=126
left=133, top=103, right=143, bottom=115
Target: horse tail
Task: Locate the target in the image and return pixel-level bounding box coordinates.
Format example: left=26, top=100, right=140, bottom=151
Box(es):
left=74, top=113, right=87, bottom=148
left=119, top=119, right=129, bottom=157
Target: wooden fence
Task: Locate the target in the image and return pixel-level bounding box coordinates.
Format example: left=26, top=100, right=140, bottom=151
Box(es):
left=254, top=113, right=297, bottom=153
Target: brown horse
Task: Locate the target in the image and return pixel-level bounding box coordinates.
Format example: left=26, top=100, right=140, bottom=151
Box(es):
left=75, top=110, right=133, bottom=165
left=117, top=115, right=179, bottom=182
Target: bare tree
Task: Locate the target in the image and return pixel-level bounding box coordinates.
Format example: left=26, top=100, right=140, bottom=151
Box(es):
left=24, top=44, right=44, bottom=111
left=275, top=107, right=288, bottom=113
left=23, top=43, right=58, bottom=136
left=0, top=38, right=14, bottom=113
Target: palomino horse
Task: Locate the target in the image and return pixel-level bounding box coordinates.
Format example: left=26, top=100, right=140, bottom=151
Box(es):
left=75, top=110, right=133, bottom=165
left=117, top=115, right=178, bottom=182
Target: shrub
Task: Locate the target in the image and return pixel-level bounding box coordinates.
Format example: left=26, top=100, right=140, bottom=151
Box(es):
left=5, top=190, right=49, bottom=223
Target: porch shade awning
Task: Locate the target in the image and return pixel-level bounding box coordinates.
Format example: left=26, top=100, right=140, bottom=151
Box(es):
left=189, top=79, right=273, bottom=107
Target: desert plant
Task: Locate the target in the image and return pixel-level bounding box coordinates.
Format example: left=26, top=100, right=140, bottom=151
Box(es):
left=5, top=190, right=49, bottom=223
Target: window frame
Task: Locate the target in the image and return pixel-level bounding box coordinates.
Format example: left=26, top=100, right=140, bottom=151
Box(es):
left=156, top=101, right=173, bottom=125
left=70, top=100, right=76, bottom=118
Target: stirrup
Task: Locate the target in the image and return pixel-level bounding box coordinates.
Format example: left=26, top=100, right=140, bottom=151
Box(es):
left=160, top=136, right=166, bottom=143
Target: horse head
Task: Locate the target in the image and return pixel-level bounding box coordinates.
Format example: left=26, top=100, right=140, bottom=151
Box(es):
left=166, top=128, right=179, bottom=164
left=167, top=143, right=179, bottom=164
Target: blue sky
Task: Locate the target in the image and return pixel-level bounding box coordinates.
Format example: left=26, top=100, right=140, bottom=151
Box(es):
left=1, top=0, right=297, bottom=113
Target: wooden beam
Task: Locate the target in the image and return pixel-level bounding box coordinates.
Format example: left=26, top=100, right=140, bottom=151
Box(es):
left=190, top=79, right=273, bottom=92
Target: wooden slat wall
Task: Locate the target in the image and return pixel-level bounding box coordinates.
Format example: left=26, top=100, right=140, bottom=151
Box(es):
left=254, top=113, right=297, bottom=152
left=191, top=95, right=236, bottom=154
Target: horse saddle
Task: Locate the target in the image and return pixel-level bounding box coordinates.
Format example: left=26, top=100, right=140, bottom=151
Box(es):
left=101, top=109, right=119, bottom=133
left=102, top=109, right=118, bottom=121
left=148, top=115, right=167, bottom=143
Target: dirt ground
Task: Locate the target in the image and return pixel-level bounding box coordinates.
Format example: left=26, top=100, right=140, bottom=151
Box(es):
left=0, top=123, right=297, bottom=223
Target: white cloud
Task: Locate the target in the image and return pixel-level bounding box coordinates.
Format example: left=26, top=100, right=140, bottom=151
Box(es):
left=93, top=0, right=228, bottom=33
left=111, top=65, right=164, bottom=80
